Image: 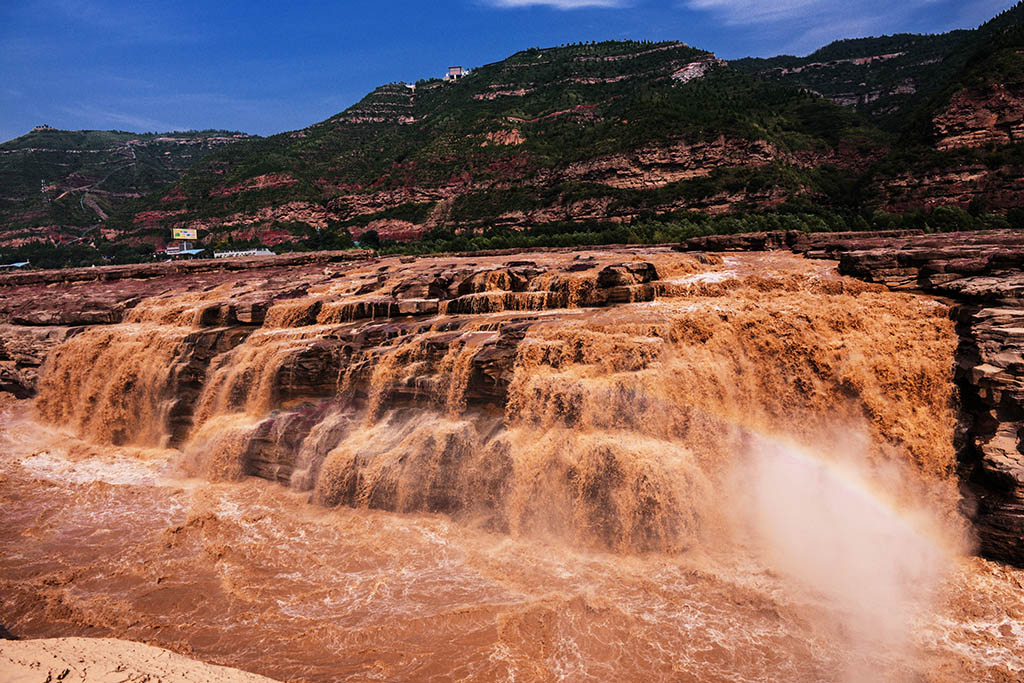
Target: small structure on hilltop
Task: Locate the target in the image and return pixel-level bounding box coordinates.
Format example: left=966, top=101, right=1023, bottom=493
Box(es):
left=444, top=66, right=468, bottom=82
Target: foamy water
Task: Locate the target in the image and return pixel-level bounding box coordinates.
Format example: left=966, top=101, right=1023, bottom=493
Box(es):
left=2, top=416, right=1023, bottom=681
left=6, top=251, right=1023, bottom=681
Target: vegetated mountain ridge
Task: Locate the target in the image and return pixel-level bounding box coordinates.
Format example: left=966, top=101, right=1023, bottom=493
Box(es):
left=864, top=4, right=1024, bottom=218
left=732, top=32, right=969, bottom=121
left=114, top=39, right=886, bottom=248
left=2, top=2, right=1023, bottom=259
left=733, top=3, right=1024, bottom=137
left=0, top=127, right=251, bottom=247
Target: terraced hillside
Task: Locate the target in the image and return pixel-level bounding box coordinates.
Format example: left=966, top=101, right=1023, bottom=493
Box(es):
left=0, top=127, right=250, bottom=246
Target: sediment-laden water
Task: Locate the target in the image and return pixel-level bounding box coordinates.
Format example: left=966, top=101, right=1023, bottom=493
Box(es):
left=4, top=251, right=1024, bottom=681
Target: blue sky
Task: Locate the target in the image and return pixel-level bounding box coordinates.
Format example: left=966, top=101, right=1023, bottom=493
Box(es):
left=0, top=0, right=1015, bottom=142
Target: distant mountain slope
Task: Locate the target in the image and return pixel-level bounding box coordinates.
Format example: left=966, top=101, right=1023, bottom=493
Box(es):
left=732, top=2, right=1024, bottom=131
left=851, top=4, right=1024, bottom=216
left=732, top=32, right=968, bottom=122
left=1, top=3, right=1022, bottom=261
left=117, top=40, right=881, bottom=246
left=0, top=127, right=251, bottom=246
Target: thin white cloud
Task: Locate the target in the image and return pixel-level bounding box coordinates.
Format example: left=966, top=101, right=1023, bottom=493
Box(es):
left=680, top=0, right=1005, bottom=55
left=686, top=0, right=828, bottom=25
left=20, top=0, right=200, bottom=45
left=484, top=0, right=629, bottom=9
left=61, top=104, right=183, bottom=133
left=683, top=0, right=955, bottom=26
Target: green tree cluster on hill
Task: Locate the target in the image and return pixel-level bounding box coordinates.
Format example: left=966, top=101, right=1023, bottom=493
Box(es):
left=0, top=240, right=156, bottom=269
left=2, top=3, right=1022, bottom=268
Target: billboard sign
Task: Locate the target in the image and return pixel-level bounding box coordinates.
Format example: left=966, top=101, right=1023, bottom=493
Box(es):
left=172, top=228, right=198, bottom=240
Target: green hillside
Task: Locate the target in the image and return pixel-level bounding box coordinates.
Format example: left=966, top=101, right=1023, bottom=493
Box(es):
left=111, top=39, right=883, bottom=246
left=732, top=32, right=968, bottom=123
left=1, top=3, right=1022, bottom=266
left=0, top=127, right=251, bottom=242
left=733, top=2, right=1024, bottom=130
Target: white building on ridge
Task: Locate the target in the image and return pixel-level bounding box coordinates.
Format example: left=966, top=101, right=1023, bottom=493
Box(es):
left=444, top=66, right=468, bottom=82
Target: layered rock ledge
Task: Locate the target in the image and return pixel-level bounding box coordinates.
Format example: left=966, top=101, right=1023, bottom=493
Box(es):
left=2, top=244, right=961, bottom=555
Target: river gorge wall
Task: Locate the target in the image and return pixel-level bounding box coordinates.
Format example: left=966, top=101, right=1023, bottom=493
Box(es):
left=0, top=245, right=968, bottom=558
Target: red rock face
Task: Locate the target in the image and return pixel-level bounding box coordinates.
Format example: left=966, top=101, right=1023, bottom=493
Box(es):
left=934, top=83, right=1024, bottom=151
left=314, top=135, right=814, bottom=235
left=225, top=225, right=300, bottom=246
left=350, top=219, right=428, bottom=242
left=161, top=187, right=187, bottom=203
left=0, top=226, right=74, bottom=249
left=166, top=202, right=343, bottom=245
left=134, top=209, right=188, bottom=229
left=878, top=164, right=1024, bottom=213
left=561, top=136, right=778, bottom=190
left=481, top=129, right=526, bottom=146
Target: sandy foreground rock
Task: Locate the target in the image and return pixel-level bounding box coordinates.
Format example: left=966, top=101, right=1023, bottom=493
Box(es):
left=0, top=637, right=277, bottom=682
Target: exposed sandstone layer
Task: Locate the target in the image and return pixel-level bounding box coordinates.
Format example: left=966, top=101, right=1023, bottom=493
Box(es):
left=677, top=229, right=924, bottom=254
left=562, top=136, right=778, bottom=190
left=150, top=132, right=844, bottom=244
left=680, top=228, right=1024, bottom=565
left=878, top=165, right=1024, bottom=213
left=934, top=84, right=1024, bottom=151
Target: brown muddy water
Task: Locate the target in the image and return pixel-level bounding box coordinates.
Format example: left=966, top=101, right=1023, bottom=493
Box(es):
left=2, top=251, right=1024, bottom=681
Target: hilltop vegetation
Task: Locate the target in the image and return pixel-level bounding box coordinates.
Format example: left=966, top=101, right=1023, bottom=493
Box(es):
left=1, top=4, right=1023, bottom=267
left=733, top=3, right=1024, bottom=135
left=108, top=39, right=886, bottom=242
left=732, top=32, right=968, bottom=124
left=0, top=128, right=250, bottom=246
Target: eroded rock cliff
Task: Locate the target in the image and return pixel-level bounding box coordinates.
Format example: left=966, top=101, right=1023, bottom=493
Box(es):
left=933, top=84, right=1024, bottom=151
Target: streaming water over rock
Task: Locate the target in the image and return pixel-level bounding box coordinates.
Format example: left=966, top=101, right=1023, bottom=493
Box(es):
left=3, top=248, right=1023, bottom=681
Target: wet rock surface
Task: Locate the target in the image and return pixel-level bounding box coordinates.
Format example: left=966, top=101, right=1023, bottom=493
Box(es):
left=0, top=251, right=372, bottom=398
left=10, top=247, right=688, bottom=459
left=8, top=245, right=964, bottom=559
left=682, top=227, right=1024, bottom=565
